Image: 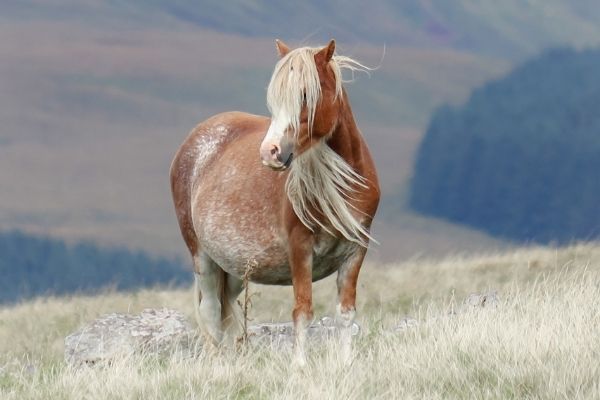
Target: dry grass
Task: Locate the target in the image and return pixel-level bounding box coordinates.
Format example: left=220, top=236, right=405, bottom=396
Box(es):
left=1, top=243, right=599, bottom=399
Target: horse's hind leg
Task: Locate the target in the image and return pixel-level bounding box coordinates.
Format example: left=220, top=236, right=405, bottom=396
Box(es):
left=193, top=252, right=224, bottom=346
left=193, top=253, right=243, bottom=346
left=336, top=246, right=367, bottom=364
left=222, top=273, right=243, bottom=344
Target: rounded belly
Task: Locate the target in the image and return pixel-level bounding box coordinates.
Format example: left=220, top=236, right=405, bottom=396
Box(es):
left=200, top=225, right=352, bottom=285
left=194, top=192, right=292, bottom=283
left=202, top=233, right=291, bottom=284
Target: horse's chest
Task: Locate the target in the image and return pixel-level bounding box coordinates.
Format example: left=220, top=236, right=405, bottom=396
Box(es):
left=312, top=237, right=358, bottom=280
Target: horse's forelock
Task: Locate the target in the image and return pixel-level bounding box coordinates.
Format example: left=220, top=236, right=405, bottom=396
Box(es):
left=267, top=47, right=321, bottom=138
left=267, top=46, right=368, bottom=138
left=267, top=46, right=373, bottom=139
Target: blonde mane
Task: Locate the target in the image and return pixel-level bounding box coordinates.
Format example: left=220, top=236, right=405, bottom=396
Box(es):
left=286, top=142, right=376, bottom=247
left=267, top=46, right=376, bottom=247
left=266, top=46, right=371, bottom=138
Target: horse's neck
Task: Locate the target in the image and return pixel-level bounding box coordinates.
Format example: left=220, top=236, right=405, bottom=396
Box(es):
left=326, top=96, right=363, bottom=173
left=285, top=94, right=374, bottom=246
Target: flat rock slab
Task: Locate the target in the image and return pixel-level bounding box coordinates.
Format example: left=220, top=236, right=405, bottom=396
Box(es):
left=65, top=308, right=196, bottom=366
left=246, top=317, right=360, bottom=349
left=64, top=311, right=359, bottom=366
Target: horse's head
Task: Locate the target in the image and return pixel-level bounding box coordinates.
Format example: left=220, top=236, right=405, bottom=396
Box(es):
left=260, top=40, right=342, bottom=171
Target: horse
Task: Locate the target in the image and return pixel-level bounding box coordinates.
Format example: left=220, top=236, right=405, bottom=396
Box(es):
left=170, top=39, right=380, bottom=364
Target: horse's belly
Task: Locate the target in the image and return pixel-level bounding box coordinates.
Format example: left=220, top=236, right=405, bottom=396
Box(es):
left=194, top=200, right=289, bottom=280
left=202, top=234, right=291, bottom=284
left=199, top=213, right=358, bottom=285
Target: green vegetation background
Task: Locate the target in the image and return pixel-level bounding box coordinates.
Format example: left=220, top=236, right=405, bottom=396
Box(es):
left=0, top=231, right=189, bottom=303
left=410, top=48, right=600, bottom=243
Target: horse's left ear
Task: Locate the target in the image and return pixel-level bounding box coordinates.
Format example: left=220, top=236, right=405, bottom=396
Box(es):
left=315, top=39, right=336, bottom=64
left=275, top=39, right=290, bottom=58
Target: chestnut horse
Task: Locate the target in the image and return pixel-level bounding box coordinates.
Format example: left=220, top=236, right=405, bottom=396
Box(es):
left=170, top=39, right=380, bottom=363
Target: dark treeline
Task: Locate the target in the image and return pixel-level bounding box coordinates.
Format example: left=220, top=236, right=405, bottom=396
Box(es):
left=410, top=47, right=600, bottom=243
left=0, top=230, right=191, bottom=303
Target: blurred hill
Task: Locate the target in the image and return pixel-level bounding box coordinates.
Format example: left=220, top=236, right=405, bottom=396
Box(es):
left=5, top=1, right=600, bottom=58
left=0, top=230, right=188, bottom=304
left=1, top=1, right=599, bottom=261
left=410, top=47, right=600, bottom=243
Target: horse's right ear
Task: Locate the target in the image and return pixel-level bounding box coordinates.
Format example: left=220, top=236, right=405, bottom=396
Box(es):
left=275, top=39, right=290, bottom=58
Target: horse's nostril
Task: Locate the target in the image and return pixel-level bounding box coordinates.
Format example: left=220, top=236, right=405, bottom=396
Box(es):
left=270, top=145, right=280, bottom=157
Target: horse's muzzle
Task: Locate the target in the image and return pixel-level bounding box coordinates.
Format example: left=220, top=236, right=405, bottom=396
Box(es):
left=262, top=152, right=293, bottom=171
left=260, top=140, right=294, bottom=170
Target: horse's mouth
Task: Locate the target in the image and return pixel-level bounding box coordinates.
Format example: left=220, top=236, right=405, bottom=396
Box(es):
left=283, top=153, right=294, bottom=169
left=270, top=153, right=294, bottom=171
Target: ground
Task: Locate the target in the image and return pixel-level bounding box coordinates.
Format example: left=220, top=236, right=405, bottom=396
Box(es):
left=1, top=243, right=599, bottom=399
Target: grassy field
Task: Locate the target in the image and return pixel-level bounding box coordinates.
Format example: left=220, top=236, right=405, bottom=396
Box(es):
left=1, top=243, right=599, bottom=399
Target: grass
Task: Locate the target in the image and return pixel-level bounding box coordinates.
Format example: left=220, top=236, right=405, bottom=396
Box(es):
left=1, top=243, right=599, bottom=399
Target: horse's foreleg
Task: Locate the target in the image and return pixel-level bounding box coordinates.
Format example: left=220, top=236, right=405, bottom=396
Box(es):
left=193, top=253, right=223, bottom=346
left=336, top=246, right=367, bottom=363
left=289, top=231, right=314, bottom=366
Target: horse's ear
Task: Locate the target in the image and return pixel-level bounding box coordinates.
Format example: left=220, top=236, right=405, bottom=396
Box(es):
left=275, top=39, right=290, bottom=58
left=316, top=39, right=336, bottom=64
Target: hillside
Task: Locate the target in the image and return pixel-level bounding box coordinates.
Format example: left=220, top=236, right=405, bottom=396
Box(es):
left=2, top=1, right=600, bottom=261
left=410, top=47, right=600, bottom=243
left=4, top=1, right=600, bottom=58
left=1, top=243, right=599, bottom=398
left=0, top=231, right=189, bottom=303
left=0, top=9, right=508, bottom=261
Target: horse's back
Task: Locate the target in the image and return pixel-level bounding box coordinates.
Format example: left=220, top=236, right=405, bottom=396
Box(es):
left=172, top=111, right=268, bottom=180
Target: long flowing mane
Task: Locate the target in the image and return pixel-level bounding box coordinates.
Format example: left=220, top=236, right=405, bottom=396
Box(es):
left=267, top=46, right=376, bottom=247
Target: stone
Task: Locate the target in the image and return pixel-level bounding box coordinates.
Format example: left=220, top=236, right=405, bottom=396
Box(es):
left=65, top=308, right=196, bottom=366
left=393, top=316, right=419, bottom=332
left=462, top=291, right=499, bottom=310
left=65, top=311, right=360, bottom=366
left=246, top=317, right=360, bottom=349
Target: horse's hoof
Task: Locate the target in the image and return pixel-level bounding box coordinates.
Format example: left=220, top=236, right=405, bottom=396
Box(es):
left=293, top=351, right=308, bottom=368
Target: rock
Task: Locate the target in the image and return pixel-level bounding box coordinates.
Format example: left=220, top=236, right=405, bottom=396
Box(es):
left=462, top=291, right=499, bottom=310
left=65, top=308, right=196, bottom=366
left=246, top=317, right=360, bottom=349
left=65, top=311, right=360, bottom=366
left=393, top=317, right=419, bottom=332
